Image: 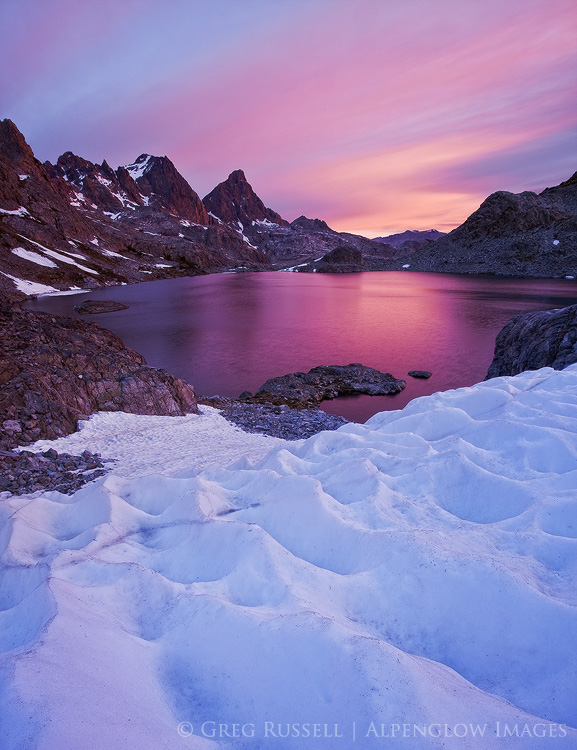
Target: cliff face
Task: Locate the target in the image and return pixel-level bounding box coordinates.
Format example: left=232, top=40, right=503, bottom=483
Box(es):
left=486, top=304, right=577, bottom=379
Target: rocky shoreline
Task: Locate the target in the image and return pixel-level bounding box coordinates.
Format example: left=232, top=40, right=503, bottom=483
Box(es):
left=201, top=397, right=349, bottom=440
left=0, top=401, right=349, bottom=496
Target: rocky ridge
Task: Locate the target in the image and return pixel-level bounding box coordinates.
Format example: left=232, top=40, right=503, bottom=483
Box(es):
left=384, top=173, right=577, bottom=277
left=243, top=215, right=396, bottom=269
left=372, top=229, right=447, bottom=247
left=0, top=119, right=270, bottom=299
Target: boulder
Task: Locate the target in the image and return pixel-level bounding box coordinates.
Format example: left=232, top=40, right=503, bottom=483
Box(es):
left=249, top=363, right=405, bottom=407
left=486, top=304, right=577, bottom=379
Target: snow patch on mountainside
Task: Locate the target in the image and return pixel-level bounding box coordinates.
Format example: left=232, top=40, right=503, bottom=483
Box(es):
left=1, top=367, right=577, bottom=748
left=0, top=272, right=59, bottom=295
left=11, top=247, right=58, bottom=268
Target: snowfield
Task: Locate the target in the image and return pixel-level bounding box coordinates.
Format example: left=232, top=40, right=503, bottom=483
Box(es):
left=2, top=366, right=577, bottom=749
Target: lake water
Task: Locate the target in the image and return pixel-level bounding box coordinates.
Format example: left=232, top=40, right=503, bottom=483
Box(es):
left=27, top=272, right=577, bottom=423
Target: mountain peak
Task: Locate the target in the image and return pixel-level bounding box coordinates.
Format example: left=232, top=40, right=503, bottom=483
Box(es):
left=0, top=118, right=36, bottom=166
left=124, top=154, right=208, bottom=223
left=228, top=169, right=247, bottom=181
left=203, top=171, right=287, bottom=227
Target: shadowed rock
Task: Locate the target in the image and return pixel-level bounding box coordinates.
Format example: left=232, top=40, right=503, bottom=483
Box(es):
left=486, top=304, right=577, bottom=379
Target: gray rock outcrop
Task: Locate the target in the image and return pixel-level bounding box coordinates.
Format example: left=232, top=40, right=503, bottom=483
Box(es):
left=486, top=304, right=577, bottom=378
left=243, top=363, right=406, bottom=408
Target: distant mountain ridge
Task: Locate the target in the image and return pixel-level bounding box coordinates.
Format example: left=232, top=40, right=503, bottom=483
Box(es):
left=0, top=119, right=393, bottom=297
left=1, top=118, right=576, bottom=300
left=373, top=229, right=446, bottom=246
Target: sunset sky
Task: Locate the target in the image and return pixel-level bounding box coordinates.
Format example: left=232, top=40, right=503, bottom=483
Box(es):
left=2, top=0, right=576, bottom=236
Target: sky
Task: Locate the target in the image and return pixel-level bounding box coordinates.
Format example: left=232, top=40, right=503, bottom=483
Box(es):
left=1, top=0, right=576, bottom=236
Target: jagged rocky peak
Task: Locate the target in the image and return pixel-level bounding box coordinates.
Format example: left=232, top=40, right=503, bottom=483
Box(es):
left=0, top=119, right=37, bottom=167
left=124, top=153, right=209, bottom=224
left=54, top=151, right=143, bottom=213
left=0, top=119, right=46, bottom=207
left=203, top=169, right=288, bottom=228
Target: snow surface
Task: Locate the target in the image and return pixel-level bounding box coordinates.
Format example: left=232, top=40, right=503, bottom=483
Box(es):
left=100, top=248, right=130, bottom=259
left=2, top=367, right=577, bottom=749
left=11, top=247, right=57, bottom=268
left=26, top=406, right=287, bottom=478
left=0, top=206, right=30, bottom=217
left=0, top=272, right=58, bottom=295
left=125, top=154, right=153, bottom=181
left=16, top=235, right=99, bottom=274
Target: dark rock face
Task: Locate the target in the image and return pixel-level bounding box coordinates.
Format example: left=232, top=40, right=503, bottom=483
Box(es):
left=456, top=191, right=565, bottom=239
left=0, top=305, right=198, bottom=450
left=74, top=300, right=129, bottom=314
left=486, top=304, right=577, bottom=379
left=203, top=169, right=288, bottom=229
left=299, top=244, right=365, bottom=273
left=127, top=154, right=209, bottom=223
left=245, top=364, right=405, bottom=408
left=408, top=370, right=432, bottom=379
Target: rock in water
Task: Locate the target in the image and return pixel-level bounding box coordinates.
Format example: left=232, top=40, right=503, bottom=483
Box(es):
left=251, top=363, right=405, bottom=407
left=408, top=370, right=432, bottom=379
left=486, top=304, right=577, bottom=378
left=74, top=300, right=129, bottom=314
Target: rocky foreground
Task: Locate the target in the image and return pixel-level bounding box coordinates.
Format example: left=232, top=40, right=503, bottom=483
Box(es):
left=0, top=448, right=107, bottom=495
left=0, top=303, right=198, bottom=452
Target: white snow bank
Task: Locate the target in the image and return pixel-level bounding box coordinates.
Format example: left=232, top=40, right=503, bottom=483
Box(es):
left=2, top=367, right=577, bottom=749
left=125, top=154, right=153, bottom=181
left=16, top=235, right=99, bottom=274
left=0, top=272, right=58, bottom=295
left=27, top=406, right=288, bottom=478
